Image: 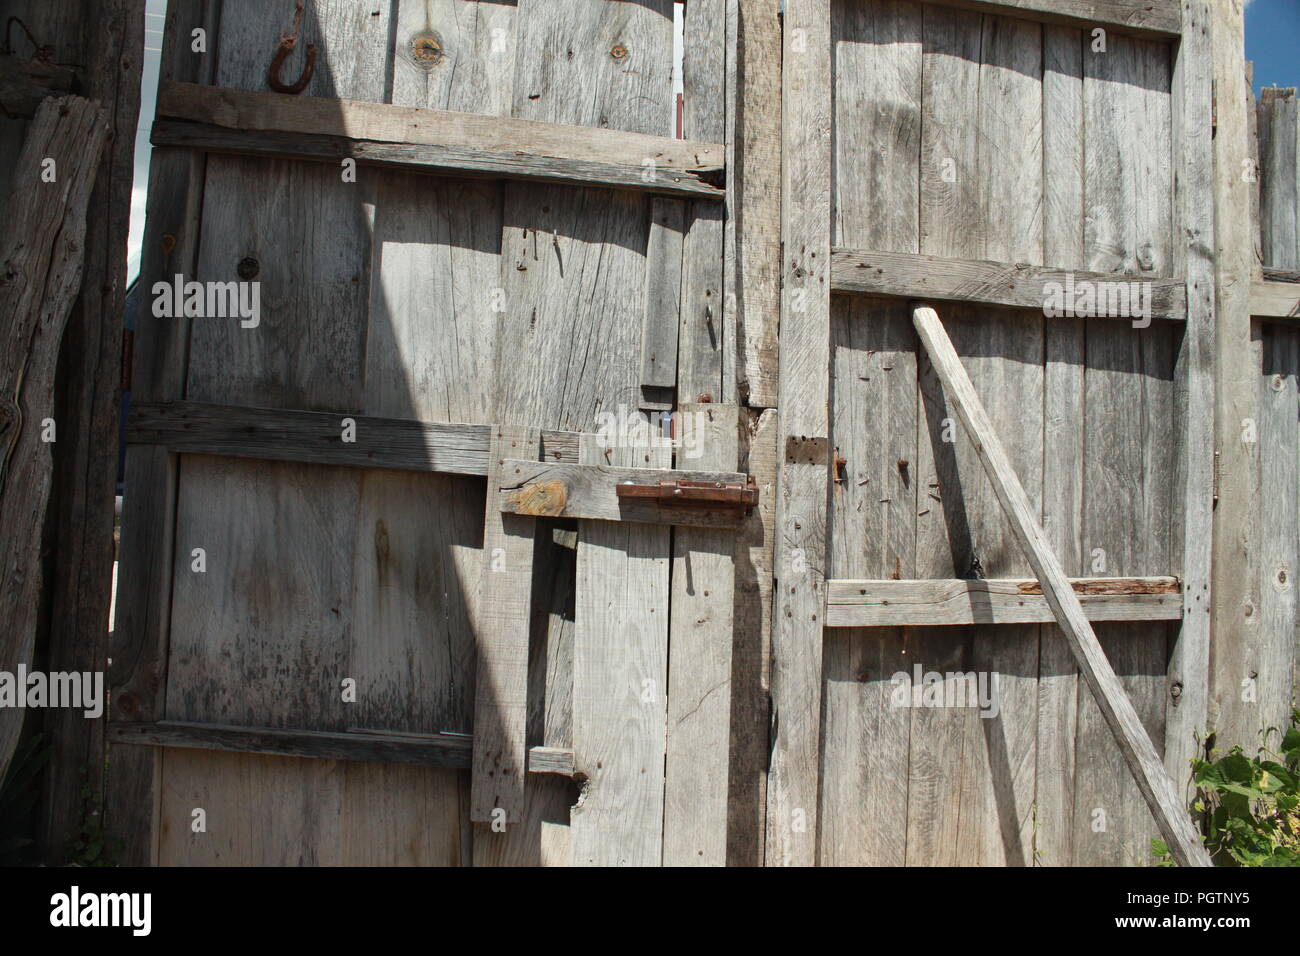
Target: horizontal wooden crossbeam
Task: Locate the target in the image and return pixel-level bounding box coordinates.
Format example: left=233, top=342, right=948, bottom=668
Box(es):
left=831, top=249, right=1187, bottom=321
left=0, top=54, right=76, bottom=118
left=917, top=0, right=1180, bottom=37
left=126, top=401, right=579, bottom=474
left=107, top=721, right=575, bottom=776
left=154, top=82, right=725, bottom=198
left=1250, top=277, right=1300, bottom=321
left=824, top=576, right=1182, bottom=627
left=497, top=458, right=751, bottom=528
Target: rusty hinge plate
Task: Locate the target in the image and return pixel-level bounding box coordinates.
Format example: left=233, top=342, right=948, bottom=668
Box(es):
left=615, top=476, right=758, bottom=512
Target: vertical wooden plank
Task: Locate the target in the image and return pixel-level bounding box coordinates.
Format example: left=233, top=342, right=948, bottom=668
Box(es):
left=384, top=2, right=513, bottom=861
left=571, top=435, right=671, bottom=865
left=1083, top=32, right=1173, bottom=276
left=512, top=0, right=673, bottom=135
left=679, top=0, right=727, bottom=402
left=820, top=0, right=920, bottom=868
left=641, top=198, right=686, bottom=391
left=821, top=297, right=915, bottom=867
left=108, top=0, right=221, bottom=865
left=766, top=0, right=831, bottom=867
left=728, top=405, right=777, bottom=865
left=1258, top=89, right=1298, bottom=270
left=832, top=0, right=921, bottom=253
left=393, top=0, right=516, bottom=115
left=1037, top=22, right=1086, bottom=867
left=1166, top=0, right=1214, bottom=826
left=215, top=0, right=391, bottom=103
left=663, top=403, right=739, bottom=865
left=733, top=0, right=782, bottom=407
left=471, top=427, right=538, bottom=823
left=913, top=6, right=1043, bottom=866
left=1256, top=326, right=1299, bottom=742
left=484, top=0, right=676, bottom=866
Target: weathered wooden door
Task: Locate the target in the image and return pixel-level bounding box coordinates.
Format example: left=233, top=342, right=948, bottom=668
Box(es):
left=766, top=0, right=1215, bottom=866
left=109, top=0, right=751, bottom=866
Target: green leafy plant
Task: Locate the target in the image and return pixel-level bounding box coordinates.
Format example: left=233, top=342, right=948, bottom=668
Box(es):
left=0, top=733, right=52, bottom=865
left=65, top=762, right=121, bottom=867
left=1155, top=709, right=1300, bottom=867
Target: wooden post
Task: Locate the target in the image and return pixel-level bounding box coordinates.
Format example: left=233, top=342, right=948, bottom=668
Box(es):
left=0, top=97, right=110, bottom=781
left=911, top=303, right=1212, bottom=869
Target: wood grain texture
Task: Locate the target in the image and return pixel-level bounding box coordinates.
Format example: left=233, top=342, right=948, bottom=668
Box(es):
left=0, top=97, right=108, bottom=781
left=664, top=403, right=739, bottom=865
left=640, top=198, right=686, bottom=389
left=1258, top=88, right=1297, bottom=270
left=831, top=249, right=1187, bottom=320
left=471, top=428, right=539, bottom=822
left=109, top=721, right=574, bottom=775
left=912, top=303, right=1210, bottom=867
left=571, top=434, right=672, bottom=865
left=1250, top=280, right=1300, bottom=319
left=825, top=577, right=1182, bottom=626
left=733, top=0, right=782, bottom=406
left=822, top=293, right=915, bottom=866
left=914, top=0, right=1180, bottom=36
left=497, top=457, right=751, bottom=528
left=108, top=0, right=220, bottom=866
left=1037, top=21, right=1087, bottom=867
left=1164, top=0, right=1214, bottom=841
left=393, top=0, right=516, bottom=116
left=511, top=0, right=674, bottom=136
left=0, top=53, right=75, bottom=117
left=1082, top=31, right=1172, bottom=277
left=128, top=401, right=493, bottom=475
left=767, top=0, right=832, bottom=867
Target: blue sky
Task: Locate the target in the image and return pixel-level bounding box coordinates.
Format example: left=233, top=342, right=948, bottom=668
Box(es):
left=1246, top=0, right=1300, bottom=94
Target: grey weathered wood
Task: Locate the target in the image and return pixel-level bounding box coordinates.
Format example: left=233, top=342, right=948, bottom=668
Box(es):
left=0, top=96, right=108, bottom=782
left=1258, top=88, right=1298, bottom=270
left=1083, top=31, right=1172, bottom=277
left=664, top=403, right=739, bottom=865
left=910, top=5, right=1043, bottom=865
left=571, top=433, right=672, bottom=866
left=1038, top=20, right=1087, bottom=867
left=511, top=0, right=674, bottom=135
left=831, top=249, right=1187, bottom=321
left=767, top=0, right=831, bottom=867
left=1250, top=279, right=1300, bottom=319
left=392, top=0, right=516, bottom=116
left=108, top=0, right=221, bottom=867
left=1165, top=0, right=1215, bottom=834
left=733, top=0, right=782, bottom=407
left=108, top=721, right=574, bottom=775
left=821, top=0, right=919, bottom=866
left=911, top=302, right=1212, bottom=868
left=0, top=53, right=75, bottom=117
left=128, top=400, right=494, bottom=476
left=155, top=81, right=724, bottom=197
left=497, top=457, right=751, bottom=528
left=825, top=577, right=1183, bottom=626
left=728, top=405, right=777, bottom=865
left=910, top=0, right=1180, bottom=36
left=471, top=428, right=539, bottom=823
left=640, top=199, right=686, bottom=389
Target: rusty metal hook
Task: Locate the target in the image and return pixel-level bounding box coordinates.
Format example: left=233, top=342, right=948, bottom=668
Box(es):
left=267, top=0, right=316, bottom=95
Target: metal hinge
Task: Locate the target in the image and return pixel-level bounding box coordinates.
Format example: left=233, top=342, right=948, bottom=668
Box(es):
left=615, top=476, right=759, bottom=513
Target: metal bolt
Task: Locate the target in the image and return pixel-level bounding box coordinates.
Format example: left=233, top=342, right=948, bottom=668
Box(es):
left=610, top=43, right=628, bottom=59
left=237, top=256, right=260, bottom=280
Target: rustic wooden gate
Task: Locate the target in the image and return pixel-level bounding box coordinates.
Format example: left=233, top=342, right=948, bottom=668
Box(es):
left=767, top=0, right=1215, bottom=866
left=108, top=0, right=757, bottom=866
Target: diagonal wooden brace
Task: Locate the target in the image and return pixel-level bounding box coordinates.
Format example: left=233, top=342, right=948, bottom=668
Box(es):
left=911, top=303, right=1212, bottom=868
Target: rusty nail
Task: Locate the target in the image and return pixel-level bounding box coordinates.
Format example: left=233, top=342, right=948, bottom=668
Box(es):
left=610, top=43, right=628, bottom=59
left=237, top=256, right=260, bottom=280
